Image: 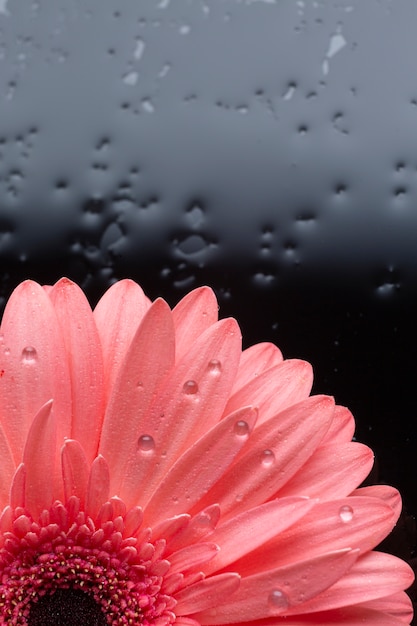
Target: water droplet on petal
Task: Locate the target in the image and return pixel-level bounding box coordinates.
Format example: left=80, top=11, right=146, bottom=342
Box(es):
left=268, top=589, right=289, bottom=611
left=234, top=420, right=249, bottom=437
left=339, top=504, right=354, bottom=522
left=195, top=511, right=216, bottom=530
left=207, top=359, right=222, bottom=374
left=261, top=449, right=275, bottom=466
left=21, top=346, right=37, bottom=364
left=183, top=380, right=199, bottom=394
left=137, top=434, right=155, bottom=452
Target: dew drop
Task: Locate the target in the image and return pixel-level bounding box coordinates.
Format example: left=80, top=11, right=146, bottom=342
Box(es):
left=234, top=420, right=250, bottom=437
left=195, top=511, right=216, bottom=530
left=207, top=359, right=222, bottom=374
left=339, top=504, right=353, bottom=522
left=183, top=380, right=199, bottom=394
left=268, top=589, right=289, bottom=611
left=21, top=346, right=37, bottom=364
left=261, top=449, right=275, bottom=466
left=137, top=434, right=155, bottom=452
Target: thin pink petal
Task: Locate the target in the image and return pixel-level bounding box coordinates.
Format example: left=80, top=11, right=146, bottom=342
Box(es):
left=172, top=287, right=219, bottom=360
left=232, top=342, right=283, bottom=393
left=224, top=360, right=313, bottom=427
left=287, top=552, right=414, bottom=615
left=61, top=439, right=89, bottom=506
left=144, top=406, right=258, bottom=526
left=168, top=543, right=219, bottom=574
left=0, top=280, right=71, bottom=463
left=23, top=400, right=57, bottom=517
left=93, top=279, right=151, bottom=401
left=175, top=573, right=241, bottom=615
left=0, top=423, right=15, bottom=509
left=49, top=278, right=105, bottom=462
left=203, top=497, right=316, bottom=575
left=119, top=318, right=242, bottom=509
left=85, top=455, right=110, bottom=520
left=240, top=606, right=410, bottom=624
left=195, top=549, right=359, bottom=624
left=99, top=298, right=175, bottom=495
left=166, top=505, right=221, bottom=553
left=360, top=591, right=414, bottom=623
left=10, top=463, right=26, bottom=510
left=199, top=395, right=335, bottom=518
left=352, top=485, right=402, bottom=518
left=276, top=442, right=374, bottom=501
left=320, top=405, right=355, bottom=445
left=235, top=496, right=397, bottom=576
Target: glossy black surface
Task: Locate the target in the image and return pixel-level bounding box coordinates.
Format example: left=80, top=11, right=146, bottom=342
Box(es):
left=1, top=0, right=416, bottom=599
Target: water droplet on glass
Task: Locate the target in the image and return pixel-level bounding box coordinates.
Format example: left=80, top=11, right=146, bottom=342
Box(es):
left=234, top=420, right=250, bottom=437
left=207, top=359, right=222, bottom=375
left=21, top=346, right=37, bottom=364
left=268, top=589, right=289, bottom=611
left=261, top=449, right=275, bottom=466
left=137, top=434, right=155, bottom=452
left=339, top=504, right=353, bottom=522
left=183, top=380, right=199, bottom=394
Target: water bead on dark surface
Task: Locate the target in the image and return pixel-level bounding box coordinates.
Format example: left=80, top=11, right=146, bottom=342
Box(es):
left=1, top=0, right=417, bottom=582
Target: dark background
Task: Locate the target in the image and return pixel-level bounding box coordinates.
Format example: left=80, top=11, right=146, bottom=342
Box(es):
left=1, top=0, right=417, bottom=614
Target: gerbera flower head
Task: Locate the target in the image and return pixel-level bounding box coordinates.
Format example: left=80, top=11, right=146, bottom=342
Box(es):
left=0, top=277, right=413, bottom=625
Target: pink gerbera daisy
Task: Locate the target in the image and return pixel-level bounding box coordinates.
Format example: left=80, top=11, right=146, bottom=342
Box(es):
left=0, top=277, right=413, bottom=625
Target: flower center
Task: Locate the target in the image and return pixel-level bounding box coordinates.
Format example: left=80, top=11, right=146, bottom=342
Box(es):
left=0, top=497, right=176, bottom=625
left=28, top=589, right=107, bottom=626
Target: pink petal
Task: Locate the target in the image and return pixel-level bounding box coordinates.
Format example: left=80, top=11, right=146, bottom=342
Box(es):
left=0, top=280, right=71, bottom=463
left=224, top=359, right=313, bottom=427
left=203, top=497, right=316, bottom=575
left=172, top=287, right=219, bottom=360
left=235, top=496, right=397, bottom=576
left=119, top=318, right=242, bottom=508
left=61, top=439, right=89, bottom=506
left=166, top=505, right=221, bottom=553
left=144, top=406, right=258, bottom=526
left=287, top=551, right=414, bottom=615
left=85, top=455, right=110, bottom=520
left=99, top=298, right=175, bottom=495
left=276, top=442, right=374, bottom=501
left=23, top=400, right=57, bottom=517
left=320, top=405, right=355, bottom=445
left=352, top=485, right=402, bottom=518
left=10, top=463, right=26, bottom=510
left=198, top=395, right=335, bottom=518
left=0, top=423, right=15, bottom=509
left=241, top=606, right=410, bottom=624
left=168, top=543, right=219, bottom=574
left=195, top=549, right=359, bottom=624
left=93, top=279, right=151, bottom=401
left=360, top=591, right=414, bottom=623
left=231, top=342, right=283, bottom=393
left=175, top=573, right=241, bottom=616
left=49, top=278, right=105, bottom=461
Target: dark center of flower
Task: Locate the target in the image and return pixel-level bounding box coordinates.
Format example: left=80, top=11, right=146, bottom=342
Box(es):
left=0, top=498, right=176, bottom=625
left=28, top=589, right=107, bottom=626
